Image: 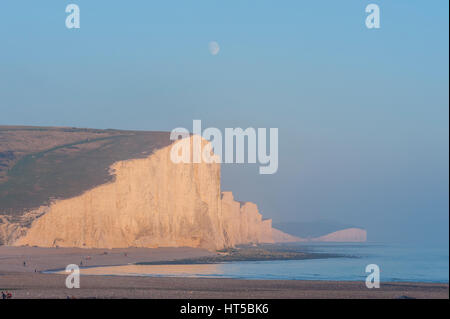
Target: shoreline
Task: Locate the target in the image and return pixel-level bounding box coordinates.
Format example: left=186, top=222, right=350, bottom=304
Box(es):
left=49, top=268, right=450, bottom=285
left=0, top=246, right=448, bottom=299
left=47, top=262, right=449, bottom=284
left=0, top=244, right=343, bottom=274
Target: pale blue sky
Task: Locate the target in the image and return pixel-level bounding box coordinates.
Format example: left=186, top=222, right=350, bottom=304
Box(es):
left=0, top=1, right=448, bottom=244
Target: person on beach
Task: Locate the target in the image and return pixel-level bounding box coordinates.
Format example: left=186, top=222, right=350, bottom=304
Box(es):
left=1, top=291, right=12, bottom=299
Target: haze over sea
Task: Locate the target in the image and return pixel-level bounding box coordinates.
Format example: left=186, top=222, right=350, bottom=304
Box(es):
left=77, top=243, right=449, bottom=283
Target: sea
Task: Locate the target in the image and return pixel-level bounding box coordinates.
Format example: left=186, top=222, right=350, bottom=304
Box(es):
left=76, top=243, right=449, bottom=283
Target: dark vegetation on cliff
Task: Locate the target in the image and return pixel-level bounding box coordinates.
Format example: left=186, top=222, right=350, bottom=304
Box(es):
left=0, top=126, right=171, bottom=216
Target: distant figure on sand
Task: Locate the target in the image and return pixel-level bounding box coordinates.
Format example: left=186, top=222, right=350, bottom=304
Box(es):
left=1, top=291, right=12, bottom=299
left=23, top=261, right=26, bottom=267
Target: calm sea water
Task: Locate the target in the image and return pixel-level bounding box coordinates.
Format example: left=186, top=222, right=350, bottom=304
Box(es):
left=78, top=243, right=449, bottom=283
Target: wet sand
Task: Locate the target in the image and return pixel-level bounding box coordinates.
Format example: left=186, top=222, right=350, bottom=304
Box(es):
left=0, top=246, right=448, bottom=299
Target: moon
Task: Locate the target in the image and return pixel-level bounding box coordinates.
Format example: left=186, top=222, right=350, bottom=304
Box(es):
left=208, top=41, right=220, bottom=56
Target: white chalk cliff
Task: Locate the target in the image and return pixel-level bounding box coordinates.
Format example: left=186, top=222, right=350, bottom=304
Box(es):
left=270, top=227, right=367, bottom=243
left=271, top=228, right=304, bottom=243
left=11, top=136, right=283, bottom=250
left=311, top=228, right=367, bottom=242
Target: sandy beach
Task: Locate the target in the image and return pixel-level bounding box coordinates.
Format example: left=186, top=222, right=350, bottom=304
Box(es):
left=0, top=246, right=448, bottom=299
left=0, top=246, right=216, bottom=273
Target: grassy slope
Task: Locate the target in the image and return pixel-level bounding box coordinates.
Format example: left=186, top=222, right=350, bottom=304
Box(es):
left=0, top=126, right=171, bottom=215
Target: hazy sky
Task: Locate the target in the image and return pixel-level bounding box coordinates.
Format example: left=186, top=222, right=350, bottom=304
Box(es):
left=0, top=1, right=448, bottom=244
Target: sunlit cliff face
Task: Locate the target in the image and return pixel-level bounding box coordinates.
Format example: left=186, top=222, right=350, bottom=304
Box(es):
left=12, top=136, right=276, bottom=250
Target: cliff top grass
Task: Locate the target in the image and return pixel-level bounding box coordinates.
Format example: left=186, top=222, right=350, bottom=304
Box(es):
left=0, top=126, right=171, bottom=216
